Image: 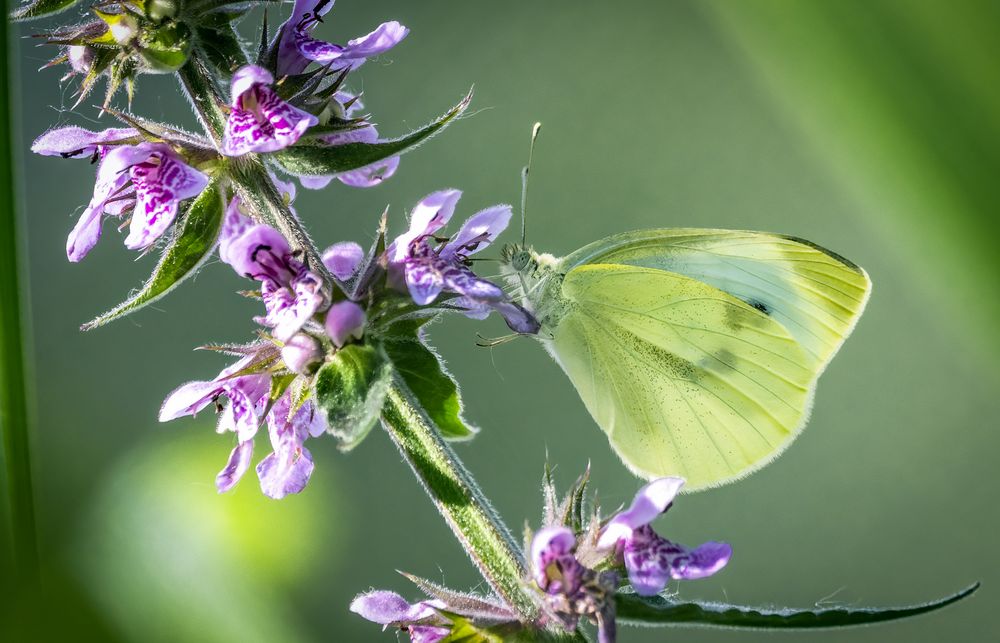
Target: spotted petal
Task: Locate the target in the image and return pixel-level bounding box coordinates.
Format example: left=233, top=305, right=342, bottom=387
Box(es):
left=296, top=21, right=408, bottom=69
left=623, top=525, right=732, bottom=595
left=223, top=67, right=318, bottom=156
left=124, top=149, right=210, bottom=251
left=67, top=144, right=157, bottom=262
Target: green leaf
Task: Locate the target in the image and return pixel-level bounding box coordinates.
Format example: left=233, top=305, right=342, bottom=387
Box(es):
left=81, top=177, right=224, bottom=330
left=273, top=89, right=473, bottom=176
left=10, top=0, right=80, bottom=21
left=313, top=343, right=393, bottom=450
left=381, top=321, right=478, bottom=441
left=615, top=583, right=980, bottom=629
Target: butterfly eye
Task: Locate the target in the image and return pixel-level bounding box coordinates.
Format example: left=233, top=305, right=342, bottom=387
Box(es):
left=512, top=250, right=531, bottom=272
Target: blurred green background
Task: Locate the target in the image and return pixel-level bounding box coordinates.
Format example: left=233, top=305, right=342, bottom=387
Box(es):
left=4, top=0, right=999, bottom=641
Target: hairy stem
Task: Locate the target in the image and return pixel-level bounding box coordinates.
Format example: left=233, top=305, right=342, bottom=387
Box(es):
left=228, top=158, right=331, bottom=281
left=0, top=8, right=40, bottom=583
left=382, top=380, right=538, bottom=621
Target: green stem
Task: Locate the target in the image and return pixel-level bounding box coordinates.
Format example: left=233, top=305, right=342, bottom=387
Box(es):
left=0, top=9, right=40, bottom=583
left=382, top=380, right=538, bottom=621
left=177, top=55, right=228, bottom=144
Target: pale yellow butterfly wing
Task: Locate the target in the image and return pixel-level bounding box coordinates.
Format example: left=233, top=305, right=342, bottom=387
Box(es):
left=546, top=263, right=819, bottom=489
left=559, top=229, right=872, bottom=368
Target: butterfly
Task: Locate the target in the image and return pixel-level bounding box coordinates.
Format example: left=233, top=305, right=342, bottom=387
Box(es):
left=498, top=128, right=871, bottom=490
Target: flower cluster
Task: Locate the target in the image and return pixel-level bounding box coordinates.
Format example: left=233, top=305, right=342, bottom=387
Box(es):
left=156, top=186, right=538, bottom=497
left=351, top=475, right=731, bottom=642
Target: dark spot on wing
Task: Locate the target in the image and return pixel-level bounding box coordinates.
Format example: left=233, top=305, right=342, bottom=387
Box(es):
left=746, top=298, right=770, bottom=315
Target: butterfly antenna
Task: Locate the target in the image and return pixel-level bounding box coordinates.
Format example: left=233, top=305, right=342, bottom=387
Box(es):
left=520, top=122, right=542, bottom=247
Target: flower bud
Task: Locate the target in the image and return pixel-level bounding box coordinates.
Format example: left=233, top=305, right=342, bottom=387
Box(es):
left=313, top=343, right=391, bottom=450
left=139, top=22, right=192, bottom=73
left=281, top=333, right=322, bottom=374
left=325, top=300, right=366, bottom=348
left=67, top=45, right=94, bottom=75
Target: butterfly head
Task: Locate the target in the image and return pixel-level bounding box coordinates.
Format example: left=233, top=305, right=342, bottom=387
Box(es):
left=501, top=242, right=536, bottom=274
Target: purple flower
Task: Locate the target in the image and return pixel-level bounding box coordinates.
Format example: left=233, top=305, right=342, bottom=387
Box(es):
left=219, top=205, right=325, bottom=342
left=160, top=354, right=327, bottom=498
left=32, top=128, right=208, bottom=261
left=222, top=65, right=319, bottom=156
left=276, top=0, right=409, bottom=77
left=350, top=591, right=449, bottom=643
left=388, top=190, right=539, bottom=333
left=298, top=92, right=400, bottom=190
left=531, top=526, right=617, bottom=643
left=159, top=354, right=271, bottom=492
left=597, top=478, right=732, bottom=596
left=322, top=240, right=365, bottom=280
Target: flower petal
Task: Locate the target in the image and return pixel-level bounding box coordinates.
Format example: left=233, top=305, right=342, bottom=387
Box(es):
left=338, top=155, right=399, bottom=188
left=223, top=73, right=319, bottom=156
left=409, top=626, right=450, bottom=643
left=216, top=439, right=254, bottom=493
left=298, top=174, right=334, bottom=190
left=219, top=197, right=253, bottom=266
left=31, top=126, right=137, bottom=158
left=341, top=21, right=409, bottom=61
left=256, top=445, right=314, bottom=499
left=257, top=396, right=317, bottom=499
left=349, top=591, right=442, bottom=626
left=67, top=144, right=158, bottom=261
left=390, top=189, right=462, bottom=263
left=123, top=149, right=210, bottom=251
left=268, top=268, right=324, bottom=342
left=404, top=261, right=444, bottom=305
left=597, top=477, right=685, bottom=550
left=441, top=264, right=504, bottom=302
left=222, top=224, right=293, bottom=280
left=441, top=205, right=512, bottom=259
left=229, top=64, right=274, bottom=107
left=159, top=379, right=223, bottom=421
left=281, top=333, right=321, bottom=374
left=321, top=241, right=364, bottom=280
left=622, top=526, right=731, bottom=595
